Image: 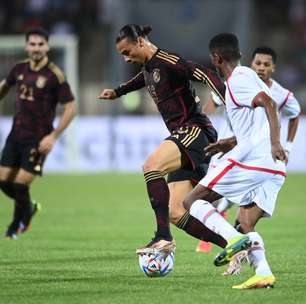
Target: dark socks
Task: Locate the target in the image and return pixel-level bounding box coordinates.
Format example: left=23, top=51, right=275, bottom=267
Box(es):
left=0, top=181, right=16, bottom=199
left=176, top=211, right=227, bottom=248
left=144, top=171, right=172, bottom=240
left=13, top=183, right=32, bottom=215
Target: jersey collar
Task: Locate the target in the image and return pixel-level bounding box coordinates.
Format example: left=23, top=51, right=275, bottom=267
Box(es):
left=29, top=56, right=49, bottom=72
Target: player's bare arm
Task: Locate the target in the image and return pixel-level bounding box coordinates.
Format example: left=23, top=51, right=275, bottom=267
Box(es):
left=0, top=79, right=11, bottom=100
left=204, top=136, right=237, bottom=158
left=252, top=91, right=287, bottom=162
left=287, top=115, right=299, bottom=144
left=39, top=100, right=76, bottom=154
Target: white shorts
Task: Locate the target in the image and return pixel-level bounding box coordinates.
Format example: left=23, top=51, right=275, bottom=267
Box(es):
left=200, top=158, right=286, bottom=217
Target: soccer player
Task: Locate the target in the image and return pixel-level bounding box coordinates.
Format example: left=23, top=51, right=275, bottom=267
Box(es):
left=251, top=46, right=300, bottom=158
left=98, top=24, right=234, bottom=254
left=183, top=33, right=287, bottom=289
left=196, top=46, right=301, bottom=257
left=0, top=28, right=76, bottom=239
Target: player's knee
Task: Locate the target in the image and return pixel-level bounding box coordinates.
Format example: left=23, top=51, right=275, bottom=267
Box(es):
left=142, top=157, right=162, bottom=173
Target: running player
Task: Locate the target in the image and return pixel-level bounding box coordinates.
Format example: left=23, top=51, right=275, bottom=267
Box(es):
left=197, top=46, right=301, bottom=256
left=183, top=33, right=287, bottom=289
left=0, top=28, right=76, bottom=239
left=98, top=24, right=235, bottom=254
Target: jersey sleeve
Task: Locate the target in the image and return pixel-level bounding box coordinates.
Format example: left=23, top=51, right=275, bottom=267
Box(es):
left=56, top=81, right=75, bottom=104
left=226, top=70, right=271, bottom=108
left=280, top=92, right=301, bottom=118
left=177, top=59, right=225, bottom=104
left=5, top=64, right=18, bottom=86
left=114, top=71, right=145, bottom=97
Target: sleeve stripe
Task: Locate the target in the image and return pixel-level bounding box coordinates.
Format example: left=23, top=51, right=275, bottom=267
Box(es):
left=156, top=54, right=177, bottom=65
left=279, top=91, right=291, bottom=110
left=48, top=62, right=65, bottom=84
left=159, top=50, right=179, bottom=60
left=194, top=68, right=225, bottom=104
left=122, top=71, right=143, bottom=86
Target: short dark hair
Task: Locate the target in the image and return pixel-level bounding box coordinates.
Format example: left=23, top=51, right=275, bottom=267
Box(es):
left=25, top=27, right=49, bottom=42
left=252, top=47, right=277, bottom=63
left=209, top=33, right=241, bottom=61
left=116, top=24, right=152, bottom=43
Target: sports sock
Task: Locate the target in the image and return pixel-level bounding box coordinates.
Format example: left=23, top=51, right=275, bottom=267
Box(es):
left=0, top=181, right=16, bottom=199
left=216, top=197, right=232, bottom=213
left=144, top=171, right=171, bottom=240
left=247, top=231, right=273, bottom=276
left=12, top=183, right=32, bottom=217
left=190, top=199, right=241, bottom=241
left=176, top=211, right=227, bottom=248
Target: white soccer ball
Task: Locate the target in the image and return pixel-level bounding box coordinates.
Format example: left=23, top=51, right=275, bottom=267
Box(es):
left=138, top=251, right=174, bottom=277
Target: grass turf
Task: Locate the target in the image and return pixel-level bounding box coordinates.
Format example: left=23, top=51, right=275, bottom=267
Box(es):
left=0, top=173, right=305, bottom=304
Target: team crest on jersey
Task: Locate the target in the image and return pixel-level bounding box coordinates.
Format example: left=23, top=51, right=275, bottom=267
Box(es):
left=17, top=74, right=24, bottom=81
left=153, top=69, right=160, bottom=83
left=36, top=76, right=47, bottom=88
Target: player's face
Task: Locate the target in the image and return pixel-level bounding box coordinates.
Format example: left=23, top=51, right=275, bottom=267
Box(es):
left=25, top=35, right=49, bottom=62
left=209, top=52, right=224, bottom=77
left=116, top=38, right=146, bottom=64
left=251, top=54, right=275, bottom=82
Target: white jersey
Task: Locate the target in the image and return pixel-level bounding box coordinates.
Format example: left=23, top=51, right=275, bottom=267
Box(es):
left=270, top=79, right=301, bottom=119
left=224, top=66, right=285, bottom=174
left=211, top=78, right=301, bottom=141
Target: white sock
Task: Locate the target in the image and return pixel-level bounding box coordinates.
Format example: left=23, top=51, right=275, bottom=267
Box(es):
left=190, top=199, right=241, bottom=241
left=247, top=231, right=273, bottom=276
left=216, top=198, right=234, bottom=213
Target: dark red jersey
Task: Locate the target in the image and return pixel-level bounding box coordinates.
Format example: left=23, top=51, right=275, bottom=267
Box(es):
left=115, top=49, right=225, bottom=132
left=5, top=58, right=74, bottom=141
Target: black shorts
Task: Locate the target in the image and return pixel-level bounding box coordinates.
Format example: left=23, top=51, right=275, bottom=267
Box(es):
left=0, top=137, right=45, bottom=176
left=166, top=125, right=217, bottom=170
left=167, top=163, right=209, bottom=185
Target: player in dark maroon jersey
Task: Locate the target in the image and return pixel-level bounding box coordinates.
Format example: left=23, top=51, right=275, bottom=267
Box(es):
left=98, top=24, right=227, bottom=254
left=0, top=28, right=76, bottom=239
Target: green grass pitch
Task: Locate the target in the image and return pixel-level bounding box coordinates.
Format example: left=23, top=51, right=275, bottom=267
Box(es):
left=0, top=173, right=305, bottom=304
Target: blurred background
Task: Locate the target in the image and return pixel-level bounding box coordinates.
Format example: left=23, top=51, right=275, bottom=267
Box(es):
left=0, top=0, right=305, bottom=172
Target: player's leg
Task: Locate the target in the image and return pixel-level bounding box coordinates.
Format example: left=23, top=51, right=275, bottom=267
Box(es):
left=13, top=168, right=40, bottom=233
left=230, top=205, right=274, bottom=289
left=183, top=185, right=250, bottom=266
left=232, top=175, right=285, bottom=289
left=137, top=139, right=182, bottom=253
left=197, top=197, right=234, bottom=253
left=168, top=180, right=227, bottom=248
left=0, top=166, right=19, bottom=198
left=0, top=166, right=21, bottom=239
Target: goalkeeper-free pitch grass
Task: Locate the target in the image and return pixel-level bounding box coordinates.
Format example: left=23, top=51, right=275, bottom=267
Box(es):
left=0, top=173, right=305, bottom=304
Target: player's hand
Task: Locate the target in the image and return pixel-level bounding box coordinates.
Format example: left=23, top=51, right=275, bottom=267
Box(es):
left=38, top=133, right=56, bottom=154
left=271, top=142, right=288, bottom=163
left=204, top=137, right=237, bottom=157
left=97, top=89, right=117, bottom=100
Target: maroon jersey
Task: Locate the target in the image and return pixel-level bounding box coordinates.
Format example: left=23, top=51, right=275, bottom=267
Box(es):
left=5, top=58, right=74, bottom=141
left=115, top=49, right=225, bottom=131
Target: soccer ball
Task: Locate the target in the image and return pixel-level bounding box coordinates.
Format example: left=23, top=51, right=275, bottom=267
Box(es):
left=138, top=251, right=174, bottom=277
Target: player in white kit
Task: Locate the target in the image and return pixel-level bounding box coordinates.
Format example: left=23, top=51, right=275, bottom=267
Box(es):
left=196, top=47, right=301, bottom=254
left=183, top=33, right=288, bottom=289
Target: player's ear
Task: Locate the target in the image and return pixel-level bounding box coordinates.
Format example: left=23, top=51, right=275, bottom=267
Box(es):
left=216, top=54, right=223, bottom=64
left=271, top=64, right=276, bottom=73
left=138, top=37, right=145, bottom=47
